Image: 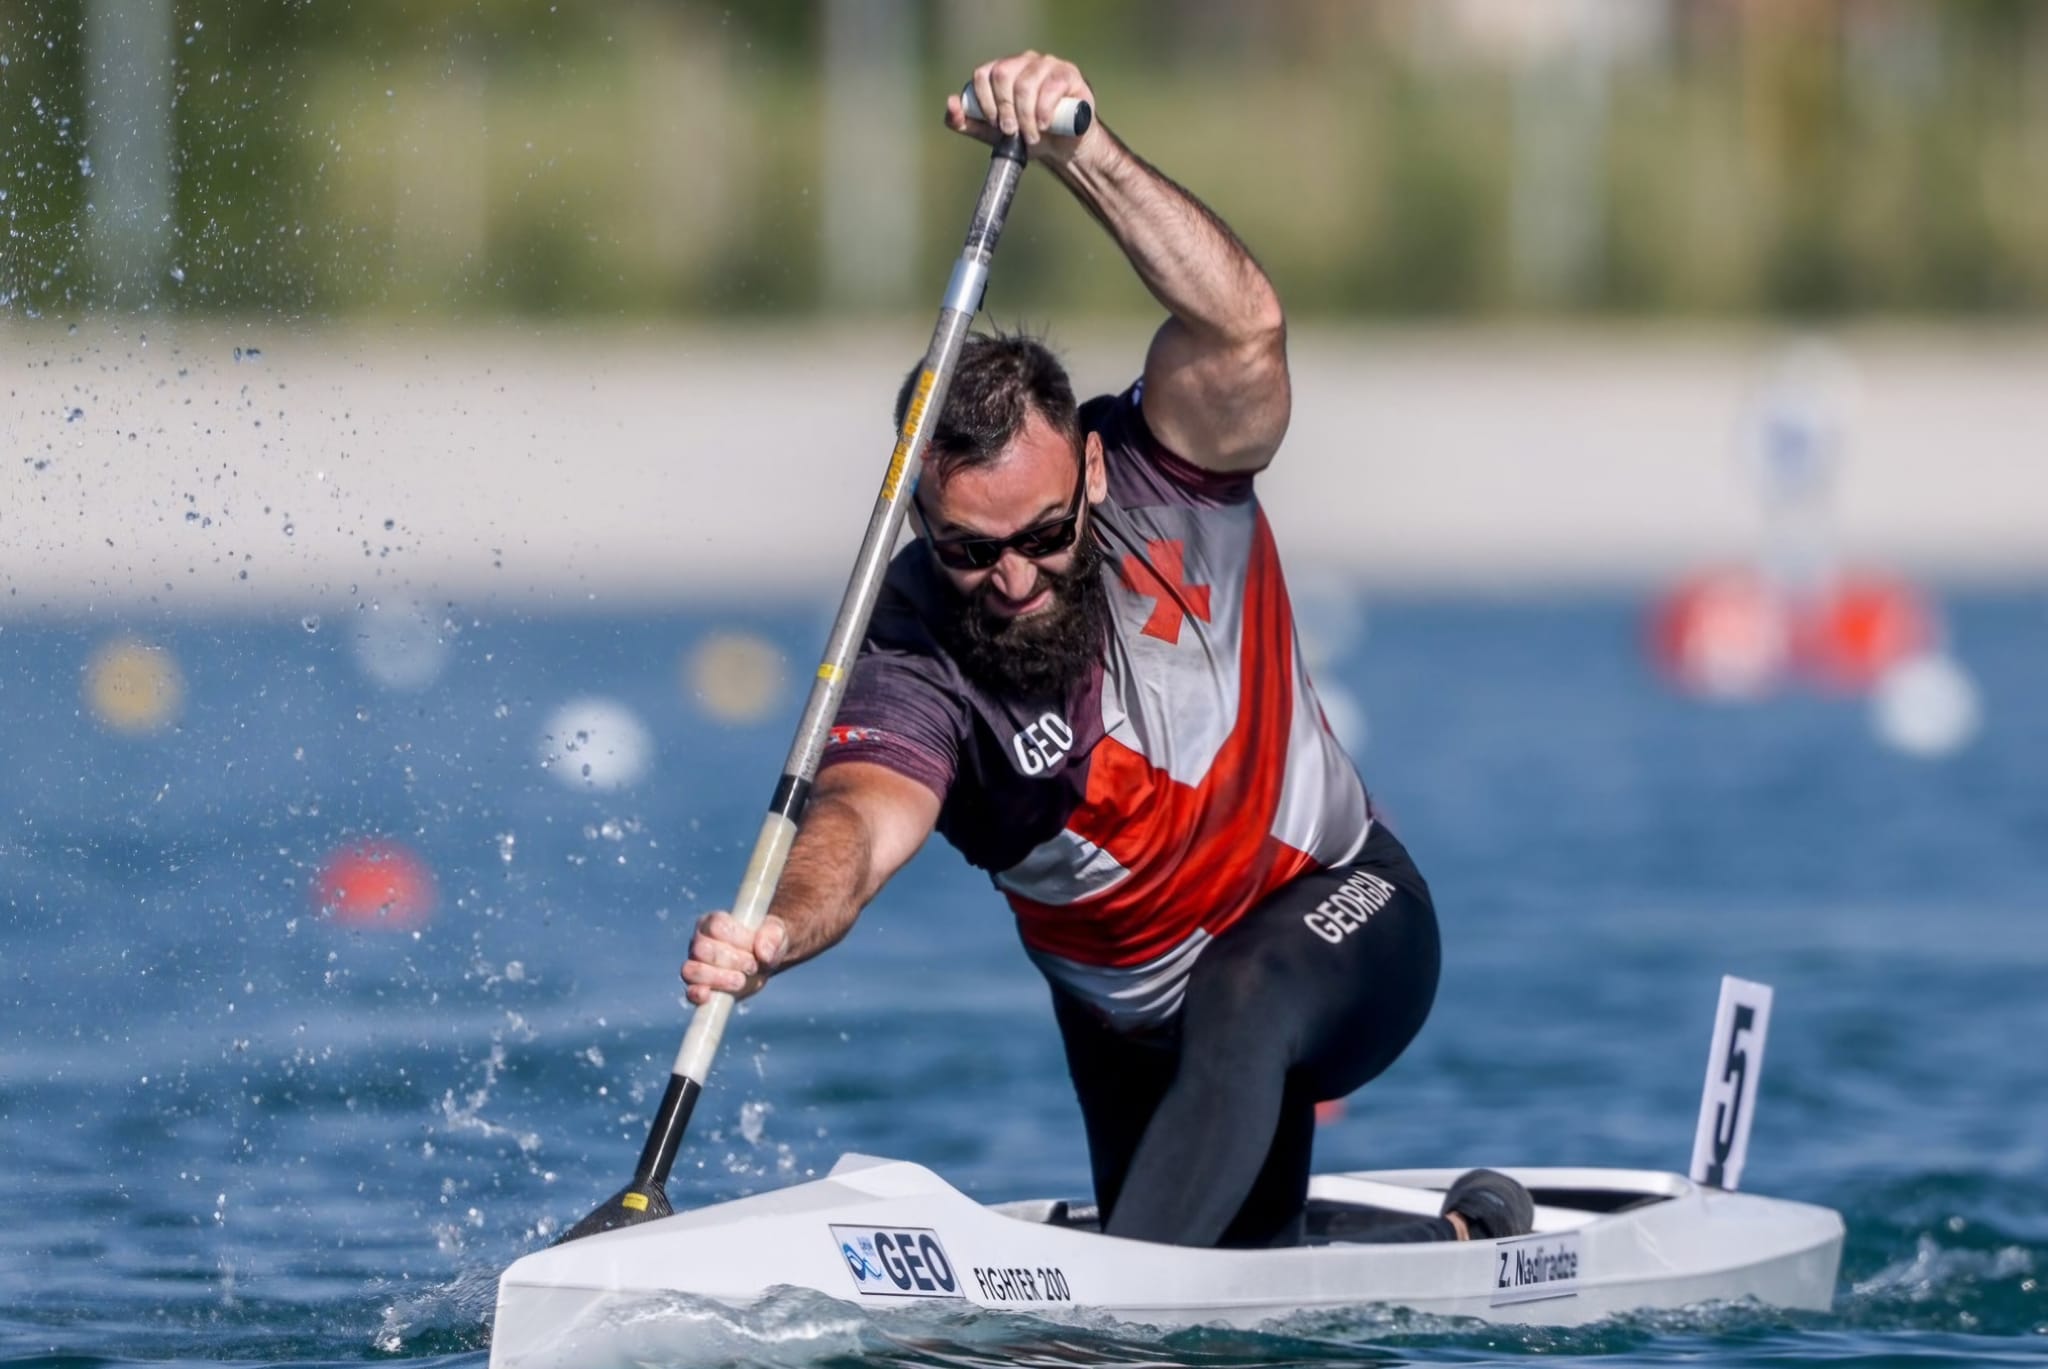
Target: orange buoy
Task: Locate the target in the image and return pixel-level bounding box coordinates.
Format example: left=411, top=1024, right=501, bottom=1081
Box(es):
left=314, top=839, right=436, bottom=930
left=1649, top=568, right=1795, bottom=700
left=1314, top=1099, right=1346, bottom=1126
left=684, top=632, right=788, bottom=724
left=84, top=638, right=185, bottom=734
left=1795, top=572, right=1937, bottom=694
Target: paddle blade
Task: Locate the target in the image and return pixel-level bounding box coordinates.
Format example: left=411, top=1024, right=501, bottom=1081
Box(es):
left=554, top=1181, right=673, bottom=1245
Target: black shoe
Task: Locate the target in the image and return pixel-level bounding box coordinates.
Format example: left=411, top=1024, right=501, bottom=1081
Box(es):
left=1441, top=1169, right=1535, bottom=1240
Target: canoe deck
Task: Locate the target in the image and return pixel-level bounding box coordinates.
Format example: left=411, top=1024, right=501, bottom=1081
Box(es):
left=999, top=1181, right=1674, bottom=1243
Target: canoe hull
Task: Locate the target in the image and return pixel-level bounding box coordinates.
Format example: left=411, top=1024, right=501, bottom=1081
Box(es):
left=489, top=1155, right=1844, bottom=1369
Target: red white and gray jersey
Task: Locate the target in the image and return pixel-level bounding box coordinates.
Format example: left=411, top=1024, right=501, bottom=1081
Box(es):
left=821, top=383, right=1372, bottom=1029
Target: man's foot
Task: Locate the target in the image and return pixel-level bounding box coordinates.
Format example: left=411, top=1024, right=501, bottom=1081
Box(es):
left=1440, top=1169, right=1535, bottom=1240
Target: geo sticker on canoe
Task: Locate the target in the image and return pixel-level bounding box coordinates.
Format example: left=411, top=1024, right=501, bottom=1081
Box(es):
left=830, top=1225, right=964, bottom=1298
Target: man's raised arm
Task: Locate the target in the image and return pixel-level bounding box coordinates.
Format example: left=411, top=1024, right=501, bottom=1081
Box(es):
left=949, top=53, right=1289, bottom=475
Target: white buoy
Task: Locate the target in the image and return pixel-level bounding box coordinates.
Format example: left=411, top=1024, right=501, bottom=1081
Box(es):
left=1870, top=653, right=1981, bottom=759
left=538, top=697, right=654, bottom=791
left=351, top=600, right=451, bottom=691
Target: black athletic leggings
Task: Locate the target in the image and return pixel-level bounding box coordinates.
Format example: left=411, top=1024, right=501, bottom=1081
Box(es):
left=1051, top=823, right=1441, bottom=1248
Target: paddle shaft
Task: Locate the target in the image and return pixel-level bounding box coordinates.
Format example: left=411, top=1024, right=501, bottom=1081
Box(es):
left=626, top=128, right=1053, bottom=1197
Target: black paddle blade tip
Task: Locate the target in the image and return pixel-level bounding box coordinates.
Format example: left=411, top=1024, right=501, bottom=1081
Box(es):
left=553, top=1182, right=673, bottom=1245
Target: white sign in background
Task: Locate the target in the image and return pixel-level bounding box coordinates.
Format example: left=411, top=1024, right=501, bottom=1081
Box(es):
left=1689, top=975, right=1774, bottom=1191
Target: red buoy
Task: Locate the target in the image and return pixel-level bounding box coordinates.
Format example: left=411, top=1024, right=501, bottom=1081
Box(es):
left=314, top=839, right=437, bottom=930
left=1796, top=572, right=1937, bottom=694
left=1649, top=568, right=1795, bottom=700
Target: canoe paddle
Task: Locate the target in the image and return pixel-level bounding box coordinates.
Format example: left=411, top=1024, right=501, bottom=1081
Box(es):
left=556, top=90, right=1093, bottom=1244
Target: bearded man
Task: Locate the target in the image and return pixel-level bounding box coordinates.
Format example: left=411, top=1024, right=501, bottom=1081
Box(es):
left=683, top=51, right=1531, bottom=1249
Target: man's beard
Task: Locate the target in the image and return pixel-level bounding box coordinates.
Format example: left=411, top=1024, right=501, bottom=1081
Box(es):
left=934, top=532, right=1110, bottom=701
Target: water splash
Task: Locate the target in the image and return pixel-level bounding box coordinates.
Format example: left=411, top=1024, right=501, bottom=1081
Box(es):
left=369, top=1265, right=501, bottom=1356
left=437, top=1040, right=541, bottom=1155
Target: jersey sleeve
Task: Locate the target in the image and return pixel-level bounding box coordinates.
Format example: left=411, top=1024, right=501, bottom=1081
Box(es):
left=1089, top=380, right=1258, bottom=510
left=819, top=643, right=964, bottom=801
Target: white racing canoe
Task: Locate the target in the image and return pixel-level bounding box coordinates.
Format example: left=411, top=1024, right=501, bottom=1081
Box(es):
left=489, top=977, right=1842, bottom=1367
left=488, top=1153, right=1844, bottom=1368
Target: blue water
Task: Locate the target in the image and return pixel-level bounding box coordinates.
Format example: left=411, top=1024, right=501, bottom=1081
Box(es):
left=3, top=595, right=2045, bottom=1367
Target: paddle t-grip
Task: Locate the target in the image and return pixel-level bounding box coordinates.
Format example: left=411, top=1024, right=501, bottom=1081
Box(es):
left=960, top=86, right=1092, bottom=139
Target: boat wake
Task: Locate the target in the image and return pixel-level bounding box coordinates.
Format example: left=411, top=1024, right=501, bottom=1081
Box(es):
left=521, top=1285, right=1396, bottom=1369
left=369, top=1265, right=503, bottom=1357
left=1834, top=1231, right=2041, bottom=1336
left=486, top=1286, right=1791, bottom=1369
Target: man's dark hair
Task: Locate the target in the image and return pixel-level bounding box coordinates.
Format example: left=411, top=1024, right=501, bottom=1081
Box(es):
left=894, top=330, right=1079, bottom=479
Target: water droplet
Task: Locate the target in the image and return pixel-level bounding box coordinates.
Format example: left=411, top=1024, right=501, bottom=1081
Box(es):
left=739, top=1100, right=771, bottom=1145
left=283, top=522, right=295, bottom=537
left=169, top=265, right=186, bottom=284
left=301, top=615, right=321, bottom=632
left=66, top=407, right=83, bottom=423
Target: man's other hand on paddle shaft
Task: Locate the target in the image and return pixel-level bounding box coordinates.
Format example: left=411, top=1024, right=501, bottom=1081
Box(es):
left=681, top=761, right=940, bottom=1005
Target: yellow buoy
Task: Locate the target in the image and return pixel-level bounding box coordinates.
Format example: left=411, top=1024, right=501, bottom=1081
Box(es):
left=684, top=632, right=787, bottom=724
left=85, top=638, right=185, bottom=734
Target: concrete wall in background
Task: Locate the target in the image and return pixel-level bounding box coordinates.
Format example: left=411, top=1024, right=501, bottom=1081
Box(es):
left=4, top=324, right=2043, bottom=617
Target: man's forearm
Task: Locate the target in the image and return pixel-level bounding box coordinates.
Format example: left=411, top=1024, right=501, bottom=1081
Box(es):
left=1053, top=129, right=1282, bottom=345
left=764, top=795, right=874, bottom=968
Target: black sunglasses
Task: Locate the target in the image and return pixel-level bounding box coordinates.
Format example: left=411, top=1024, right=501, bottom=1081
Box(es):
left=916, top=456, right=1088, bottom=572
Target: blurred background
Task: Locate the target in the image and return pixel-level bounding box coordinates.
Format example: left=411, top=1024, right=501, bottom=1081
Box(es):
left=3, top=3, right=2046, bottom=1366
left=8, top=0, right=2048, bottom=600
left=5, top=0, right=2046, bottom=605
left=9, top=0, right=2048, bottom=318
